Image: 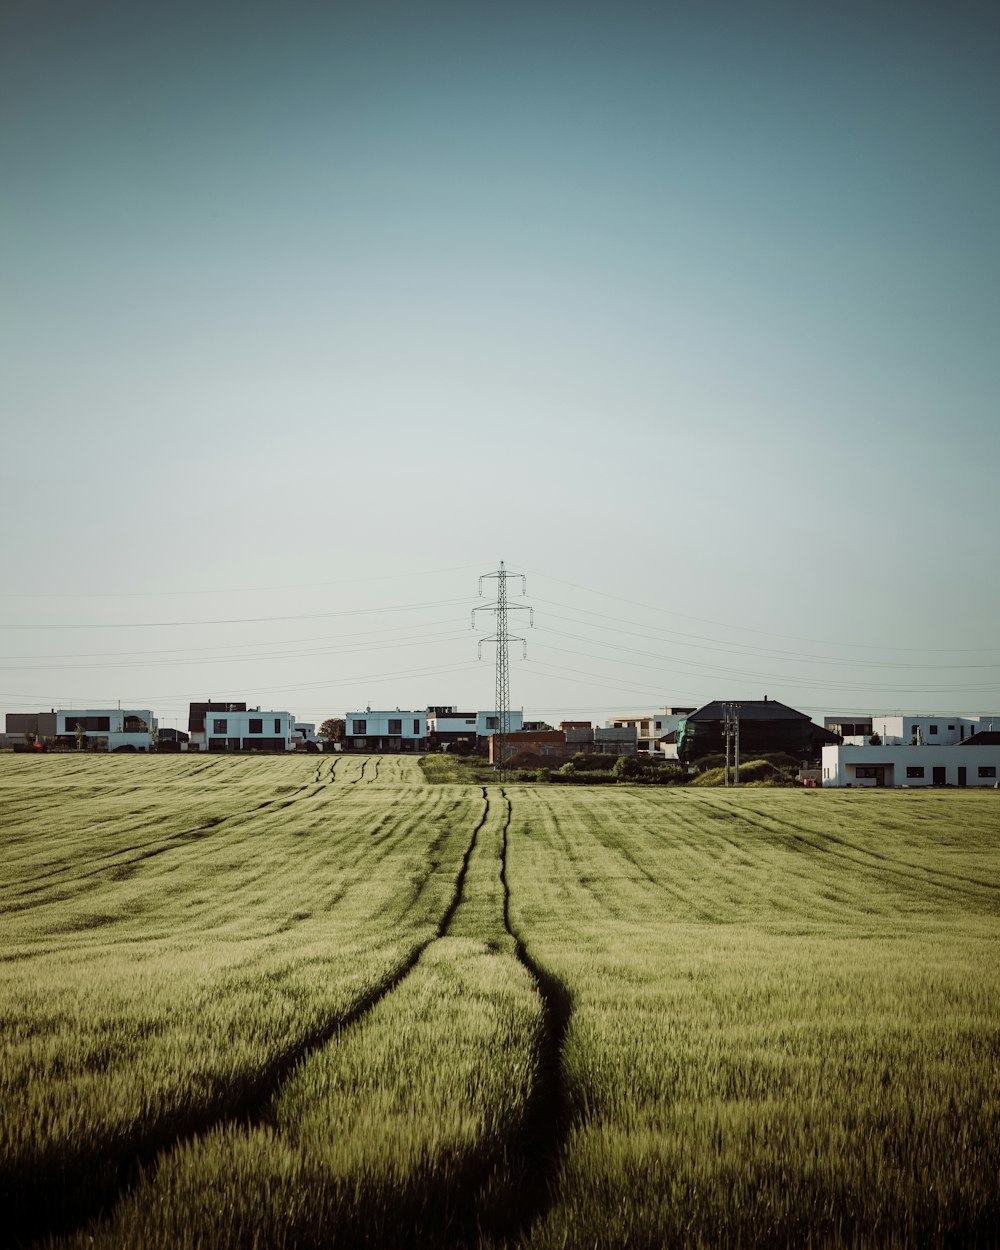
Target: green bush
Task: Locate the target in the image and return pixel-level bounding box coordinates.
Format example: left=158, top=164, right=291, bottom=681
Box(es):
left=612, top=755, right=642, bottom=780
left=570, top=753, right=617, bottom=771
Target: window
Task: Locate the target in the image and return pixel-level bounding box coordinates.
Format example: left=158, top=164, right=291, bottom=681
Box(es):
left=929, top=724, right=938, bottom=734
left=249, top=718, right=263, bottom=734
left=413, top=719, right=420, bottom=734
left=352, top=719, right=366, bottom=735
left=486, top=717, right=498, bottom=730
left=906, top=766, right=925, bottom=778
left=213, top=718, right=227, bottom=733
left=978, top=766, right=997, bottom=779
left=388, top=718, right=402, bottom=735
left=274, top=718, right=281, bottom=734
left=947, top=724, right=955, bottom=731
left=855, top=766, right=880, bottom=779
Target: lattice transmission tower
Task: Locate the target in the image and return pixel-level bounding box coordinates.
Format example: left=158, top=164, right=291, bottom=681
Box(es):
left=473, top=561, right=532, bottom=779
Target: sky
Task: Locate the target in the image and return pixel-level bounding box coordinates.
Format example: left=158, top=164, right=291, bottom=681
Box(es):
left=2, top=0, right=999, bottom=732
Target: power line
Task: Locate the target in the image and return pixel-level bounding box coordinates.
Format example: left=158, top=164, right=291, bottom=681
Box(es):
left=518, top=566, right=998, bottom=654
left=0, top=596, right=477, bottom=630
left=0, top=563, right=483, bottom=599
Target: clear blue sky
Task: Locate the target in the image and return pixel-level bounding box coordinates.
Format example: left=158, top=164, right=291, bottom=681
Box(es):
left=3, top=0, right=999, bottom=729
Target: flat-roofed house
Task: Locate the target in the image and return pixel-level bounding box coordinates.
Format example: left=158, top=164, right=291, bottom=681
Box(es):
left=344, top=711, right=427, bottom=752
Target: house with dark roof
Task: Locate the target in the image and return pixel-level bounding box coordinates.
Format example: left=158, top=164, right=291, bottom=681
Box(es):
left=678, top=698, right=839, bottom=764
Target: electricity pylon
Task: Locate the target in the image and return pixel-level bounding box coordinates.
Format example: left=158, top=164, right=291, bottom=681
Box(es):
left=473, top=561, right=532, bottom=780
left=722, top=702, right=741, bottom=786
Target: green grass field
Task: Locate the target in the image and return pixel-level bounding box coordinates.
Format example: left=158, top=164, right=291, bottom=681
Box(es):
left=1, top=754, right=997, bottom=1248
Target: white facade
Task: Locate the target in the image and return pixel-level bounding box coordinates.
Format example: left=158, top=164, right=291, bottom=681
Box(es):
left=864, top=714, right=999, bottom=747
left=57, top=709, right=157, bottom=751
left=476, top=710, right=523, bottom=737
left=822, top=742, right=1000, bottom=787
left=428, top=711, right=479, bottom=734
left=203, top=710, right=294, bottom=751
left=344, top=710, right=427, bottom=751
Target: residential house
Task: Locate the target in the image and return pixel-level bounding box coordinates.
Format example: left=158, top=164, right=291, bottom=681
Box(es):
left=188, top=702, right=248, bottom=751
left=678, top=699, right=839, bottom=764
left=202, top=709, right=294, bottom=752
left=343, top=710, right=427, bottom=753
left=607, top=707, right=695, bottom=753
left=55, top=709, right=157, bottom=751
left=821, top=711, right=1000, bottom=786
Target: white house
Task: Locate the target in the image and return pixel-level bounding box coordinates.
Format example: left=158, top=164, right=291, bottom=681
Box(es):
left=862, top=714, right=999, bottom=746
left=476, top=709, right=523, bottom=738
left=291, top=721, right=320, bottom=749
left=607, top=707, right=694, bottom=754
left=56, top=709, right=157, bottom=752
left=424, top=708, right=524, bottom=750
left=344, top=710, right=427, bottom=752
left=202, top=709, right=294, bottom=752
left=822, top=741, right=1000, bottom=787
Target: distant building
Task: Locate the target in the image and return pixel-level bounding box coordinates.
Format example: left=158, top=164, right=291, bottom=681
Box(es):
left=292, top=722, right=320, bottom=750
left=490, top=730, right=571, bottom=766
left=607, top=707, right=695, bottom=753
left=5, top=711, right=58, bottom=739
left=593, top=726, right=638, bottom=756
left=3, top=710, right=57, bottom=748
left=426, top=707, right=523, bottom=751
left=823, top=714, right=872, bottom=739
left=427, top=708, right=478, bottom=751
left=188, top=702, right=248, bottom=751
left=343, top=710, right=427, bottom=753
left=822, top=741, right=1000, bottom=787
left=156, top=728, right=190, bottom=752
left=55, top=709, right=157, bottom=752
left=678, top=699, right=838, bottom=764
left=493, top=724, right=637, bottom=765
left=202, top=709, right=294, bottom=752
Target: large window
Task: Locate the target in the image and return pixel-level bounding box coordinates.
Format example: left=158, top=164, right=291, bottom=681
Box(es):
left=213, top=718, right=227, bottom=733
left=929, top=724, right=938, bottom=735
left=248, top=718, right=263, bottom=734
left=855, top=766, right=881, bottom=779
left=413, top=719, right=421, bottom=734
left=352, top=719, right=366, bottom=735
left=906, top=766, right=925, bottom=778
left=978, top=766, right=997, bottom=779
left=274, top=718, right=281, bottom=734
left=388, top=718, right=402, bottom=735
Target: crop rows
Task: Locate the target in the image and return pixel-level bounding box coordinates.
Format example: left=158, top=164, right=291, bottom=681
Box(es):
left=504, top=785, right=1000, bottom=1248
left=1, top=758, right=996, bottom=1247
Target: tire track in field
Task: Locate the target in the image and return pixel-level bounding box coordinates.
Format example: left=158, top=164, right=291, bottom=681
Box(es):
left=3, top=790, right=493, bottom=1250
left=489, top=787, right=574, bottom=1246
left=697, top=795, right=999, bottom=904
left=2, top=764, right=351, bottom=906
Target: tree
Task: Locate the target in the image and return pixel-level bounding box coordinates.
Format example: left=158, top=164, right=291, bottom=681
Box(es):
left=612, top=754, right=642, bottom=780
left=74, top=722, right=86, bottom=751
left=319, top=718, right=346, bottom=743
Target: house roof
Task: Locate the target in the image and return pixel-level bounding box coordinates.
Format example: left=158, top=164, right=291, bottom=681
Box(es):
left=686, top=699, right=812, bottom=723
left=960, top=730, right=1000, bottom=746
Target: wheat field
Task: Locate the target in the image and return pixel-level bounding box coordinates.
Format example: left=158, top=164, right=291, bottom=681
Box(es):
left=0, top=754, right=996, bottom=1248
